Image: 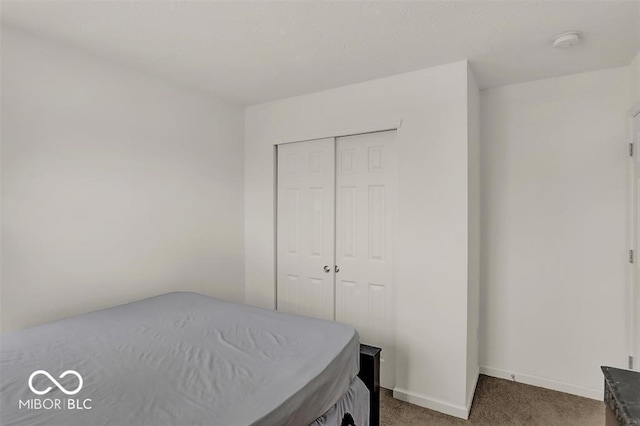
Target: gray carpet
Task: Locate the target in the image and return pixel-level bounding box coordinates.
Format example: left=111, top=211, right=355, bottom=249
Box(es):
left=380, top=375, right=604, bottom=425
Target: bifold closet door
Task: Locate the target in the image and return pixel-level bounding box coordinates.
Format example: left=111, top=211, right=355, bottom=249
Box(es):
left=276, top=138, right=335, bottom=321
left=335, top=130, right=397, bottom=389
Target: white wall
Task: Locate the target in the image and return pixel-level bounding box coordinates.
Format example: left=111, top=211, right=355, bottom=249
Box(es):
left=630, top=53, right=639, bottom=108
left=466, top=64, right=480, bottom=408
left=245, top=61, right=478, bottom=418
left=1, top=27, right=245, bottom=332
left=480, top=67, right=629, bottom=398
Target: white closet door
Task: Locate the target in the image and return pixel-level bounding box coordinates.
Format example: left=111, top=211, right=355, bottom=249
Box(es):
left=335, top=130, right=397, bottom=389
left=277, top=138, right=335, bottom=321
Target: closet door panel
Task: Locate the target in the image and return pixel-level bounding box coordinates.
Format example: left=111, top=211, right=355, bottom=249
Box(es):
left=336, top=131, right=397, bottom=389
left=277, top=138, right=335, bottom=321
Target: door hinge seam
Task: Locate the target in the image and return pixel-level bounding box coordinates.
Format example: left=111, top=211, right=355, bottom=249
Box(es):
left=630, top=249, right=634, bottom=264
left=631, top=143, right=635, bottom=157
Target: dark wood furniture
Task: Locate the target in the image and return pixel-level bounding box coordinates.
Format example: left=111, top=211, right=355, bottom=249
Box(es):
left=358, top=344, right=381, bottom=426
left=602, top=366, right=640, bottom=426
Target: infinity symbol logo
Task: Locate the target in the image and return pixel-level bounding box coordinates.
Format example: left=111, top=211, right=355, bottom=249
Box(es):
left=28, top=370, right=83, bottom=396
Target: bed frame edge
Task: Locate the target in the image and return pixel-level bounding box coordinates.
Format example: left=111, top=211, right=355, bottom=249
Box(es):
left=358, top=344, right=381, bottom=426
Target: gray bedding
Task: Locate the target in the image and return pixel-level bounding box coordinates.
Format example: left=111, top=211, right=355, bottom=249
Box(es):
left=0, top=292, right=360, bottom=426
left=313, top=377, right=369, bottom=426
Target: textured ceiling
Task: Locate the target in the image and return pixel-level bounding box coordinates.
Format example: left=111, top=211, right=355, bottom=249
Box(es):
left=1, top=1, right=638, bottom=106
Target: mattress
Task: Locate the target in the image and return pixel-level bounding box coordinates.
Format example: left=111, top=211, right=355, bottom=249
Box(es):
left=0, top=292, right=360, bottom=426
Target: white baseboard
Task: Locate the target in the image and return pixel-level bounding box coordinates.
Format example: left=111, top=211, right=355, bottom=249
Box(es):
left=393, top=387, right=470, bottom=419
left=466, top=367, right=480, bottom=411
left=392, top=368, right=480, bottom=420
left=479, top=366, right=602, bottom=400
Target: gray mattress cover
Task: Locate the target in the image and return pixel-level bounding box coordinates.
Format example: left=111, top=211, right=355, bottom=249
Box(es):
left=0, top=292, right=360, bottom=426
left=312, top=377, right=369, bottom=426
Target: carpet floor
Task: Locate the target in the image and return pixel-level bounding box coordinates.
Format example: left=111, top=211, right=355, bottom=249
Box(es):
left=380, top=375, right=604, bottom=425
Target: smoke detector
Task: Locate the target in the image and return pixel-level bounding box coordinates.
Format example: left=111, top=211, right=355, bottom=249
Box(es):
left=552, top=31, right=581, bottom=48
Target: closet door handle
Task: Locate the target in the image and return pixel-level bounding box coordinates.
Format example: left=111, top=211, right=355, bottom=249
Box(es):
left=335, top=265, right=340, bottom=273
left=323, top=265, right=331, bottom=273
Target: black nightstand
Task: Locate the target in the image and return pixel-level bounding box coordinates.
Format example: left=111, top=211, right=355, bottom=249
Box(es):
left=602, top=366, right=640, bottom=426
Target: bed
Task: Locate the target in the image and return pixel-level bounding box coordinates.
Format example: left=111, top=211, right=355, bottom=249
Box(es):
left=0, top=292, right=375, bottom=426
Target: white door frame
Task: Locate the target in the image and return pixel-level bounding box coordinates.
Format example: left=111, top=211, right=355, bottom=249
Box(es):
left=627, top=104, right=640, bottom=370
